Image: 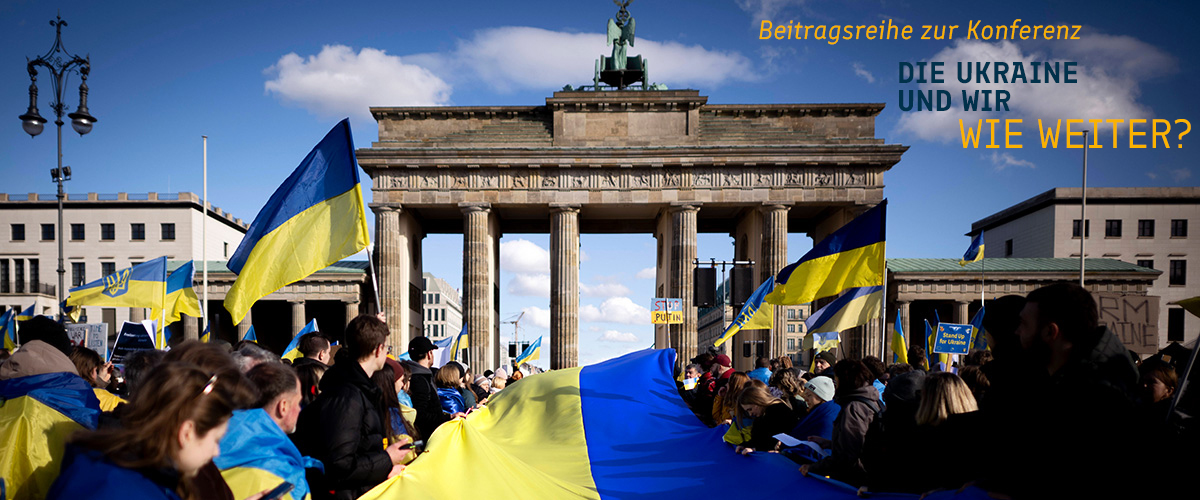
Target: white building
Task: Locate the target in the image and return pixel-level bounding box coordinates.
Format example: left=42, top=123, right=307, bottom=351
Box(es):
left=1, top=192, right=247, bottom=335
left=970, top=187, right=1199, bottom=347
left=422, top=272, right=462, bottom=341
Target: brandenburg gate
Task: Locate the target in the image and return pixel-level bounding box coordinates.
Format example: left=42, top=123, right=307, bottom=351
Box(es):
left=358, top=88, right=907, bottom=372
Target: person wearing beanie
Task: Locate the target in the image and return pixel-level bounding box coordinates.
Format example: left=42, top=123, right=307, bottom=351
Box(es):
left=786, top=376, right=840, bottom=446
left=15, top=316, right=74, bottom=357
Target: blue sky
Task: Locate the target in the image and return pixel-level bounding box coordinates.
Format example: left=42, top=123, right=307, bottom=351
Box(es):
left=3, top=0, right=1196, bottom=366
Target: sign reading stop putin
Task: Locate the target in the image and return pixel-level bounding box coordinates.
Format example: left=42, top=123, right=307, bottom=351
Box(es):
left=651, top=298, right=683, bottom=324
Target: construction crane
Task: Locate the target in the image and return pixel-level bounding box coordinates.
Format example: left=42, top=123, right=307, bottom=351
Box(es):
left=501, top=311, right=524, bottom=361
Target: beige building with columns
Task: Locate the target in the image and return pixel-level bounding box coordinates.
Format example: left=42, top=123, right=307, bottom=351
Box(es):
left=360, top=89, right=907, bottom=373
left=968, top=187, right=1198, bottom=347
left=0, top=192, right=247, bottom=336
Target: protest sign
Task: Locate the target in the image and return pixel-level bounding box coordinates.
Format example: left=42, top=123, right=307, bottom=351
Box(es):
left=109, top=321, right=157, bottom=364
left=1093, top=293, right=1159, bottom=355
left=65, top=323, right=108, bottom=356
left=932, top=323, right=972, bottom=355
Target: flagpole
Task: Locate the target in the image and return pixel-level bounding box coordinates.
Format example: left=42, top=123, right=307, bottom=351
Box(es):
left=1080, top=130, right=1088, bottom=287
left=880, top=267, right=888, bottom=360
left=202, top=135, right=209, bottom=338
left=365, top=245, right=383, bottom=315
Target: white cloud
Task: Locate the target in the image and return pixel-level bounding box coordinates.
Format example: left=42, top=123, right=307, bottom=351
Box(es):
left=409, top=27, right=756, bottom=92
left=521, top=306, right=551, bottom=329
left=580, top=282, right=632, bottom=298
left=988, top=152, right=1036, bottom=171
left=852, top=62, right=876, bottom=83
left=736, top=0, right=807, bottom=20
left=598, top=330, right=640, bottom=343
left=264, top=45, right=451, bottom=119
left=895, top=36, right=1176, bottom=143
left=500, top=239, right=550, bottom=274
left=1170, top=168, right=1192, bottom=182
left=580, top=297, right=651, bottom=325
left=580, top=248, right=590, bottom=262
left=635, top=267, right=656, bottom=280
left=508, top=273, right=550, bottom=297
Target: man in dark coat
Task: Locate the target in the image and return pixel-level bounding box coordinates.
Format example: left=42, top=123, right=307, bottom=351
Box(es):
left=400, top=336, right=460, bottom=438
left=291, top=332, right=331, bottom=371
left=294, top=315, right=409, bottom=500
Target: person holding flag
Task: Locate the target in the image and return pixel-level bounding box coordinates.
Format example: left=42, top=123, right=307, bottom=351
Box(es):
left=224, top=119, right=371, bottom=328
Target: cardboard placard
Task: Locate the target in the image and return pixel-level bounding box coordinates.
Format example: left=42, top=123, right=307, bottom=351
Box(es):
left=66, top=323, right=108, bottom=356
left=1093, top=293, right=1159, bottom=355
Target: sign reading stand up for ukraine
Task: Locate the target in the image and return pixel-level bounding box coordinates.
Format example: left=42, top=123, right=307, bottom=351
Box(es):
left=933, top=322, right=972, bottom=355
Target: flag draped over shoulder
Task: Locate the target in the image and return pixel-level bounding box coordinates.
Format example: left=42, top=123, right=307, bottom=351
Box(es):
left=0, top=372, right=101, bottom=500
left=891, top=313, right=907, bottom=364
left=804, top=286, right=882, bottom=334
left=514, top=336, right=542, bottom=367
left=216, top=409, right=322, bottom=500
left=66, top=257, right=167, bottom=312
left=281, top=320, right=318, bottom=362
left=714, top=276, right=774, bottom=348
left=766, top=201, right=886, bottom=306
left=959, top=231, right=984, bottom=267
left=224, top=119, right=370, bottom=325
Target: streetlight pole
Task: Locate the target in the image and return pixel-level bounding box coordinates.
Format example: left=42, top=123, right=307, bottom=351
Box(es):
left=19, top=15, right=97, bottom=321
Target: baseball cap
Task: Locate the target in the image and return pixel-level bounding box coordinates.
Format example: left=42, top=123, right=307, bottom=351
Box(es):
left=408, top=336, right=437, bottom=358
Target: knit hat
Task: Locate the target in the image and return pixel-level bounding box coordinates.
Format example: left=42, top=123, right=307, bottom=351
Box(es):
left=883, top=370, right=925, bottom=406
left=804, top=376, right=835, bottom=402
left=815, top=351, right=836, bottom=366
left=714, top=354, right=732, bottom=368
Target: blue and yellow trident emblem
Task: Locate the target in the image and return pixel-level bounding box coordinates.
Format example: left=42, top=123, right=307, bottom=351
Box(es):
left=102, top=269, right=131, bottom=297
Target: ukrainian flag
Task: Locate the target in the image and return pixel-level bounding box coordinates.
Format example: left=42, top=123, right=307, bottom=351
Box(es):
left=200, top=324, right=211, bottom=343
left=357, top=349, right=869, bottom=499
left=15, top=304, right=37, bottom=322
left=969, top=307, right=987, bottom=351
left=158, top=261, right=202, bottom=326
left=803, top=286, right=882, bottom=334
left=216, top=408, right=323, bottom=500
left=224, top=119, right=370, bottom=325
left=805, top=331, right=840, bottom=372
left=59, top=301, right=81, bottom=323
left=1, top=309, right=16, bottom=350
left=891, top=312, right=908, bottom=365
left=765, top=201, right=886, bottom=306
left=959, top=231, right=984, bottom=267
left=0, top=372, right=101, bottom=500
left=66, top=257, right=167, bottom=312
left=282, top=320, right=318, bottom=362
left=925, top=319, right=950, bottom=370
left=245, top=326, right=258, bottom=342
left=713, top=276, right=775, bottom=348
left=514, top=336, right=542, bottom=367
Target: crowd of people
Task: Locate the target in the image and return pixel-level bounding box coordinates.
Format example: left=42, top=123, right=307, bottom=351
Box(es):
left=679, top=282, right=1193, bottom=498
left=0, top=314, right=515, bottom=500
left=1, top=281, right=1194, bottom=499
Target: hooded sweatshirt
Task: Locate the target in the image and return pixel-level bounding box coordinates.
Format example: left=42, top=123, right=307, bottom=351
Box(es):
left=0, top=339, right=79, bottom=380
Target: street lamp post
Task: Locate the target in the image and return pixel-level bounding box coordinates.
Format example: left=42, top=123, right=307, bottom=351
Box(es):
left=19, top=15, right=97, bottom=321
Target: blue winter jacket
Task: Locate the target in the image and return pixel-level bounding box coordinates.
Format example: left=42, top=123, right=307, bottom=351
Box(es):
left=788, top=400, right=842, bottom=442
left=49, top=446, right=182, bottom=500
left=437, top=387, right=466, bottom=414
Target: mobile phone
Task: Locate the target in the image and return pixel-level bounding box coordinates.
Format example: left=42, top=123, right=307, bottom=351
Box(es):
left=398, top=440, right=425, bottom=450
left=260, top=481, right=294, bottom=500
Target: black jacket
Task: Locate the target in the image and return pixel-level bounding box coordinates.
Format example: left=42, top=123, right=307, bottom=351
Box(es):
left=291, top=356, right=328, bottom=371
left=294, top=352, right=391, bottom=500
left=746, top=402, right=799, bottom=451
left=401, top=360, right=450, bottom=438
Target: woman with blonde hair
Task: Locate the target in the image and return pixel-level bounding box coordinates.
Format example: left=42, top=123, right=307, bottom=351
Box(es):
left=435, top=364, right=467, bottom=415
left=49, top=361, right=261, bottom=500
left=734, top=384, right=798, bottom=454
left=915, top=372, right=978, bottom=426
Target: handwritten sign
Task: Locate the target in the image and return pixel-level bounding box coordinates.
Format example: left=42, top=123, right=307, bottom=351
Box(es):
left=66, top=323, right=108, bottom=355
left=1093, top=293, right=1159, bottom=354
left=651, top=298, right=683, bottom=324
left=932, top=323, right=972, bottom=355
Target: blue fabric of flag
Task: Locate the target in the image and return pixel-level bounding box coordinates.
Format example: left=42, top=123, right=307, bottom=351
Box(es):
left=216, top=409, right=323, bottom=500
left=0, top=372, right=101, bottom=429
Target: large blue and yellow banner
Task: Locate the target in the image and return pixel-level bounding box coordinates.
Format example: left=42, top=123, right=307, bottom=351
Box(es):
left=766, top=200, right=886, bottom=306
left=224, top=119, right=370, bottom=325
left=66, top=257, right=167, bottom=312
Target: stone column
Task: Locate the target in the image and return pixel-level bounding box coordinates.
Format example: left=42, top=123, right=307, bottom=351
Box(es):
left=761, top=203, right=790, bottom=359
left=291, top=300, right=306, bottom=335
left=669, top=203, right=700, bottom=374
left=236, top=308, right=252, bottom=341
left=550, top=204, right=580, bottom=369
left=462, top=203, right=495, bottom=371
left=373, top=204, right=409, bottom=353
left=129, top=307, right=145, bottom=323
left=344, top=300, right=360, bottom=330
left=183, top=314, right=199, bottom=341
left=955, top=300, right=970, bottom=324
